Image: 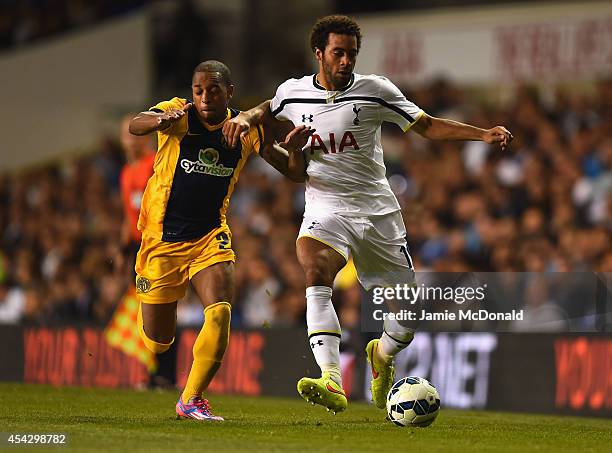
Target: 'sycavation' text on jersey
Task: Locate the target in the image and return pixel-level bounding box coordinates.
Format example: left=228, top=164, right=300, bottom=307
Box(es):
left=138, top=97, right=262, bottom=242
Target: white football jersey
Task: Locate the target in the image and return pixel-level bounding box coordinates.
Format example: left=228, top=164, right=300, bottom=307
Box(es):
left=271, top=73, right=424, bottom=217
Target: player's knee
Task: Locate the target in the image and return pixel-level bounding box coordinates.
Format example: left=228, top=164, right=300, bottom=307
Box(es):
left=140, top=330, right=173, bottom=354
left=204, top=301, right=231, bottom=328
left=137, top=303, right=175, bottom=353
left=304, top=266, right=335, bottom=287
left=138, top=322, right=174, bottom=353
left=199, top=302, right=231, bottom=360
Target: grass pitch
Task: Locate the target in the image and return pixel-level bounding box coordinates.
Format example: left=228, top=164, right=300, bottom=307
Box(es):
left=0, top=383, right=610, bottom=452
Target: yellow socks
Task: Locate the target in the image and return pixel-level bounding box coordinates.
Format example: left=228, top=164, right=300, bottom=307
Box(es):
left=181, top=301, right=231, bottom=404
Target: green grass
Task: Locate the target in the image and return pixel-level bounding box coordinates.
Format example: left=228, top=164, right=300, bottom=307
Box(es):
left=0, top=383, right=610, bottom=453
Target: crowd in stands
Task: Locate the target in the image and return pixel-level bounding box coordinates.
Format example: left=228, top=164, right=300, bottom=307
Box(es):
left=0, top=79, right=610, bottom=331
left=0, top=0, right=145, bottom=50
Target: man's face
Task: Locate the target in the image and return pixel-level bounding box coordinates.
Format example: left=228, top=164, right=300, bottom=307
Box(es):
left=191, top=71, right=233, bottom=124
left=317, top=33, right=358, bottom=89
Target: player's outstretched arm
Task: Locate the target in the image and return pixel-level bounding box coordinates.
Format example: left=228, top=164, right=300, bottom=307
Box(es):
left=129, top=103, right=192, bottom=136
left=260, top=125, right=314, bottom=183
left=223, top=100, right=274, bottom=149
left=411, top=113, right=513, bottom=151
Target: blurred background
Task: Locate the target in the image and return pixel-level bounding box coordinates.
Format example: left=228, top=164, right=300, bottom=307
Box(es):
left=0, top=0, right=610, bottom=415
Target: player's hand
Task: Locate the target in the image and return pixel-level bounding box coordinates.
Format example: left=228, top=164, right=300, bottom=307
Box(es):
left=222, top=113, right=251, bottom=149
left=280, top=125, right=315, bottom=152
left=483, top=126, right=513, bottom=151
left=157, top=103, right=191, bottom=130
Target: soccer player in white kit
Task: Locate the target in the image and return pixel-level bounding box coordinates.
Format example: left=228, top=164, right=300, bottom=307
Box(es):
left=223, top=15, right=512, bottom=414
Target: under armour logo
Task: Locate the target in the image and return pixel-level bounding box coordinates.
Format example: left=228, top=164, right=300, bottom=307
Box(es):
left=307, top=221, right=320, bottom=230
left=302, top=114, right=313, bottom=123
left=352, top=104, right=361, bottom=125
left=310, top=339, right=324, bottom=349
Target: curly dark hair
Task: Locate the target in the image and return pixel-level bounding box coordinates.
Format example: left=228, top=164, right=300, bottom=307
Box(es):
left=309, top=15, right=362, bottom=53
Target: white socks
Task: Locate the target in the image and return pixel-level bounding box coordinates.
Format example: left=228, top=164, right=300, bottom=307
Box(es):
left=305, top=286, right=414, bottom=383
left=379, top=317, right=415, bottom=364
left=306, top=286, right=342, bottom=386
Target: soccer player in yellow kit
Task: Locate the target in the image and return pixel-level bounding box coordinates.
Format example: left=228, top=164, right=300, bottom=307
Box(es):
left=129, top=60, right=312, bottom=421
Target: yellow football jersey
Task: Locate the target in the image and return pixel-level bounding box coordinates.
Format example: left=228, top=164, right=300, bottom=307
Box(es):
left=137, top=97, right=263, bottom=242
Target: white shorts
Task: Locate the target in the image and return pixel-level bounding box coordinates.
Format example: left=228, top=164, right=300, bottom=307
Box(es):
left=298, top=210, right=415, bottom=290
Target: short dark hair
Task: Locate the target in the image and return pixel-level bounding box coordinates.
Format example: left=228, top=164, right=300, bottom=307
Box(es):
left=193, top=60, right=232, bottom=86
left=309, top=15, right=362, bottom=53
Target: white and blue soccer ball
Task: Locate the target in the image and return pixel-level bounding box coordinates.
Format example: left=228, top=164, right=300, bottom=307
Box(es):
left=386, top=376, right=440, bottom=427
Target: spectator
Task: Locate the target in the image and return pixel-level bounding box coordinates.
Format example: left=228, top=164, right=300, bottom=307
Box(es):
left=0, top=79, right=609, bottom=329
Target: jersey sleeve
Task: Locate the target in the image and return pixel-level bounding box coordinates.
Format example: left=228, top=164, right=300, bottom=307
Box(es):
left=270, top=82, right=289, bottom=120
left=147, top=97, right=187, bottom=136
left=240, top=124, right=265, bottom=155
left=376, top=77, right=424, bottom=132
left=149, top=97, right=186, bottom=113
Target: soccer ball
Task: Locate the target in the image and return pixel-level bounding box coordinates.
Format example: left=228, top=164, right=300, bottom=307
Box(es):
left=386, top=376, right=440, bottom=427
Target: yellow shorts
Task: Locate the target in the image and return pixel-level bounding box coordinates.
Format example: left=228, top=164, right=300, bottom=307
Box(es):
left=134, top=225, right=235, bottom=304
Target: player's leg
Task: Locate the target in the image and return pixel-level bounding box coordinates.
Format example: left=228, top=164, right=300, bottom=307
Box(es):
left=365, top=324, right=414, bottom=409
left=297, top=237, right=346, bottom=383
left=138, top=300, right=178, bottom=354
left=135, top=233, right=224, bottom=420
left=180, top=261, right=233, bottom=406
left=129, top=240, right=175, bottom=389
left=295, top=216, right=351, bottom=413
left=174, top=226, right=235, bottom=421
left=354, top=212, right=416, bottom=409
left=134, top=234, right=189, bottom=358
